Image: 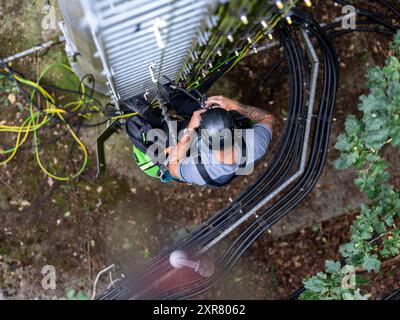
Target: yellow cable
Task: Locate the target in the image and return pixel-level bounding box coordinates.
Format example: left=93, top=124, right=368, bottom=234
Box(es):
left=30, top=63, right=89, bottom=181
left=0, top=64, right=90, bottom=181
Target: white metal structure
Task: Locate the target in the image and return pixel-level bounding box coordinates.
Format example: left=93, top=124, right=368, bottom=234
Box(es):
left=58, top=0, right=220, bottom=102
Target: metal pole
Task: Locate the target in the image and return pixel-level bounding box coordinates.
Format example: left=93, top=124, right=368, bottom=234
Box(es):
left=1, top=37, right=65, bottom=64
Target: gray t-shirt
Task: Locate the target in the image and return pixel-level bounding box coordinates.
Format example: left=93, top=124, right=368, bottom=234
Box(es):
left=177, top=124, right=272, bottom=186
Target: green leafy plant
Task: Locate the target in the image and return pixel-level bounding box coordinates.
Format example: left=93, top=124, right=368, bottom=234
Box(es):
left=300, top=261, right=369, bottom=300
left=301, top=31, right=400, bottom=300
left=65, top=287, right=90, bottom=300
left=0, top=75, right=19, bottom=108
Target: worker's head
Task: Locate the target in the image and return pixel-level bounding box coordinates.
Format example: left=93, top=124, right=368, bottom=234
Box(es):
left=199, top=107, right=238, bottom=151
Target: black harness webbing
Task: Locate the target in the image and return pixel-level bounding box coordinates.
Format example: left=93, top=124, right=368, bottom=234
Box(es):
left=195, top=136, right=247, bottom=188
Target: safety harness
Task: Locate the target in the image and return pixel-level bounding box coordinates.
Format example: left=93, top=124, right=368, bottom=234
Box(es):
left=195, top=135, right=248, bottom=188
left=127, top=82, right=251, bottom=186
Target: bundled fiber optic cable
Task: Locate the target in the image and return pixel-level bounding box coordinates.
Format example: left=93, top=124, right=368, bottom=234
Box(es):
left=97, top=0, right=399, bottom=300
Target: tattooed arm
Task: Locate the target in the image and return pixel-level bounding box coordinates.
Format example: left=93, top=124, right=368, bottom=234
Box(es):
left=205, top=96, right=275, bottom=131
left=164, top=109, right=206, bottom=179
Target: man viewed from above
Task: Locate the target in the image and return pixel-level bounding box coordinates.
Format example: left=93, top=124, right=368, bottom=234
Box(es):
left=123, top=88, right=274, bottom=188
left=165, top=96, right=275, bottom=187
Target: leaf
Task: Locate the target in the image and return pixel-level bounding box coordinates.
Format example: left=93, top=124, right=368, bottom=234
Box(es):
left=388, top=56, right=400, bottom=70
left=325, top=260, right=341, bottom=274
left=354, top=176, right=367, bottom=191
left=362, top=254, right=381, bottom=273
left=342, top=292, right=357, bottom=300
left=347, top=151, right=359, bottom=164
left=302, top=32, right=400, bottom=300
left=303, top=276, right=326, bottom=292
left=340, top=242, right=361, bottom=259
left=390, top=31, right=400, bottom=54
left=359, top=94, right=381, bottom=113
left=387, top=80, right=400, bottom=102
left=371, top=219, right=386, bottom=235
left=299, top=290, right=320, bottom=300
left=366, top=116, right=385, bottom=131
left=356, top=275, right=370, bottom=286
left=384, top=214, right=394, bottom=227
left=345, top=115, right=361, bottom=135
left=335, top=134, right=349, bottom=151
left=368, top=67, right=386, bottom=88
left=364, top=129, right=389, bottom=149
left=75, top=291, right=89, bottom=300
left=65, top=288, right=76, bottom=300
left=333, top=156, right=351, bottom=170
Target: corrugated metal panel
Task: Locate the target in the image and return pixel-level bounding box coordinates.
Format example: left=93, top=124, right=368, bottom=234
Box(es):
left=78, top=0, right=219, bottom=100
left=59, top=0, right=297, bottom=102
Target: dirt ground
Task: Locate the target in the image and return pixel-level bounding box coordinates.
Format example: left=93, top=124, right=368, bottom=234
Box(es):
left=0, top=0, right=399, bottom=300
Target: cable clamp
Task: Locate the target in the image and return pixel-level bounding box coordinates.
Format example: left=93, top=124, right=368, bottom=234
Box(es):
left=231, top=201, right=242, bottom=213
left=152, top=17, right=167, bottom=49
left=149, top=62, right=157, bottom=83
left=257, top=219, right=270, bottom=230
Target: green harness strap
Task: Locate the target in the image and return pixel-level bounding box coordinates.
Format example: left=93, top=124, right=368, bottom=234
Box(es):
left=132, top=146, right=160, bottom=179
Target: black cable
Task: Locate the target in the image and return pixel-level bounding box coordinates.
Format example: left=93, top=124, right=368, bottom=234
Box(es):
left=97, top=16, right=310, bottom=300
left=167, top=9, right=339, bottom=300
left=97, top=1, right=398, bottom=300
left=249, top=57, right=284, bottom=105
left=376, top=0, right=400, bottom=18
left=329, top=27, right=395, bottom=39
left=334, top=0, right=397, bottom=32
left=384, top=288, right=400, bottom=300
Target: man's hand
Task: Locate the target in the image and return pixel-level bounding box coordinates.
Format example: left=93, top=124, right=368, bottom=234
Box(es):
left=165, top=109, right=205, bottom=178
left=205, top=96, right=240, bottom=111
left=207, top=96, right=274, bottom=132
left=164, top=146, right=174, bottom=156
left=187, top=109, right=206, bottom=130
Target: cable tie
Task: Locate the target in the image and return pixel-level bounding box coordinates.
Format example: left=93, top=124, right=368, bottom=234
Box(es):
left=257, top=219, right=270, bottom=230
left=231, top=201, right=242, bottom=212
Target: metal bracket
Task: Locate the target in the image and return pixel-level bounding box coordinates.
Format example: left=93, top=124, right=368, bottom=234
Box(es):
left=96, top=120, right=120, bottom=178
left=149, top=62, right=157, bottom=83
left=152, top=17, right=168, bottom=49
